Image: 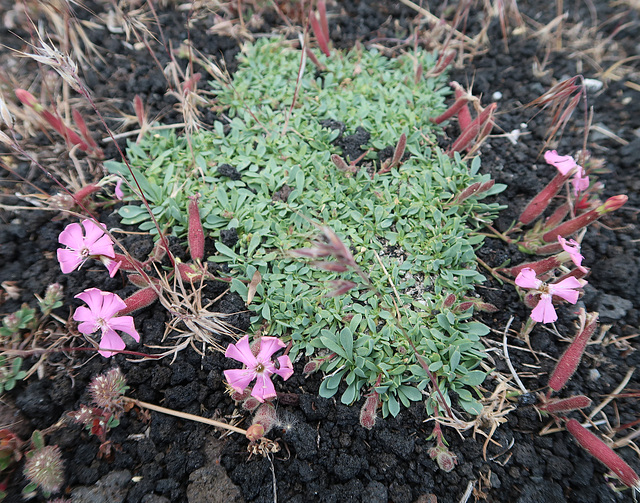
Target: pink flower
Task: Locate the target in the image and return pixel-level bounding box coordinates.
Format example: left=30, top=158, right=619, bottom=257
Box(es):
left=57, top=220, right=119, bottom=277
left=515, top=268, right=586, bottom=323
left=114, top=179, right=124, bottom=200
left=224, top=335, right=294, bottom=402
left=570, top=166, right=589, bottom=196
left=73, top=288, right=140, bottom=358
left=558, top=236, right=588, bottom=273
left=544, top=150, right=578, bottom=176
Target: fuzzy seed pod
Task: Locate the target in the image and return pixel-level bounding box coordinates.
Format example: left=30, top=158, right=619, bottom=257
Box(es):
left=548, top=312, right=598, bottom=392
left=566, top=419, right=640, bottom=489
left=540, top=395, right=592, bottom=414
left=23, top=445, right=65, bottom=496
left=119, top=286, right=159, bottom=315
left=359, top=393, right=379, bottom=430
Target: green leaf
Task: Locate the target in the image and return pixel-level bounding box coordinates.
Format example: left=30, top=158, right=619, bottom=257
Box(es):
left=339, top=327, right=353, bottom=360
left=459, top=370, right=486, bottom=386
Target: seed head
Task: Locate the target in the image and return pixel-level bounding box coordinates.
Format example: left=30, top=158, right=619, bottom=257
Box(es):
left=23, top=445, right=65, bottom=496
left=88, top=368, right=128, bottom=412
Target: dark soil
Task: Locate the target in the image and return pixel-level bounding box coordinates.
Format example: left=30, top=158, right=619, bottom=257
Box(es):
left=1, top=1, right=639, bottom=502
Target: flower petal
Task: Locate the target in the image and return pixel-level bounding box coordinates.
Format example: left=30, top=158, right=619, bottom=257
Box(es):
left=75, top=288, right=105, bottom=312
left=225, top=336, right=258, bottom=367
left=256, top=336, right=286, bottom=362
left=98, top=329, right=125, bottom=358
left=549, top=277, right=583, bottom=304
left=224, top=368, right=257, bottom=394
left=101, top=257, right=122, bottom=278
left=274, top=355, right=294, bottom=381
left=108, top=316, right=140, bottom=342
left=544, top=150, right=578, bottom=176
left=81, top=220, right=107, bottom=247
left=98, top=291, right=127, bottom=318
left=89, top=235, right=116, bottom=258
left=531, top=294, right=557, bottom=323
left=57, top=248, right=84, bottom=273
left=515, top=268, right=543, bottom=290
left=58, top=222, right=83, bottom=249
left=115, top=179, right=124, bottom=200
left=251, top=372, right=277, bottom=402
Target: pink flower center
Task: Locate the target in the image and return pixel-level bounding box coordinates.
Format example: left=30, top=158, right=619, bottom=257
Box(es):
left=80, top=246, right=90, bottom=258
left=255, top=363, right=265, bottom=373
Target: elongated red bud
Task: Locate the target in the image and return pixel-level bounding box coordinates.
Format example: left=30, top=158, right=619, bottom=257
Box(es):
left=309, top=9, right=330, bottom=57
left=188, top=194, right=204, bottom=261
left=176, top=262, right=208, bottom=283
left=119, top=286, right=159, bottom=315
left=431, top=96, right=471, bottom=125
left=542, top=195, right=628, bottom=242
left=114, top=253, right=143, bottom=272
left=453, top=82, right=472, bottom=129
left=449, top=103, right=497, bottom=154
left=548, top=311, right=598, bottom=392
left=72, top=184, right=101, bottom=204
left=326, top=280, right=357, bottom=297
left=331, top=154, right=355, bottom=173
left=133, top=95, right=145, bottom=126
left=540, top=395, right=592, bottom=414
left=501, top=255, right=562, bottom=277
left=15, top=89, right=40, bottom=109
left=566, top=419, right=640, bottom=489
left=519, top=172, right=570, bottom=225
left=442, top=294, right=456, bottom=309
left=311, top=261, right=349, bottom=272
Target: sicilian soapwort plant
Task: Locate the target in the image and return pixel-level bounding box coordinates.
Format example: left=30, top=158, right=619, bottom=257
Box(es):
left=108, top=35, right=505, bottom=419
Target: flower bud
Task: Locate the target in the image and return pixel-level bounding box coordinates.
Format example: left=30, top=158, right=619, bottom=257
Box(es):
left=188, top=194, right=204, bottom=262
left=245, top=424, right=265, bottom=443
left=252, top=403, right=278, bottom=436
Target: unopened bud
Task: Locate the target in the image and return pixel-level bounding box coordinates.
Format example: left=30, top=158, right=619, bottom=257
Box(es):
left=540, top=395, right=592, bottom=414
left=188, top=194, right=204, bottom=261
left=359, top=393, right=379, bottom=430
left=119, top=287, right=159, bottom=315
left=245, top=424, right=265, bottom=442
left=442, top=294, right=456, bottom=309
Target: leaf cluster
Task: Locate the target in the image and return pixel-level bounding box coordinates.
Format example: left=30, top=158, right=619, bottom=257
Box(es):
left=108, top=38, right=504, bottom=416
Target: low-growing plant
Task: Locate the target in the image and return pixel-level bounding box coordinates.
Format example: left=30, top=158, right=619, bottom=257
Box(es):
left=108, top=36, right=506, bottom=417
left=68, top=367, right=129, bottom=458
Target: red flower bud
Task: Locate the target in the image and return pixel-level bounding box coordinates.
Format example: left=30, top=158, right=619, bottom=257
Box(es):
left=566, top=419, right=640, bottom=489
left=539, top=395, right=592, bottom=414
left=119, top=286, right=159, bottom=315
left=548, top=311, right=598, bottom=392
left=188, top=195, right=204, bottom=262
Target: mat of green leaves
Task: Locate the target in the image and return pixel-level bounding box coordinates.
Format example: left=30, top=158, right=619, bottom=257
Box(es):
left=107, top=37, right=505, bottom=418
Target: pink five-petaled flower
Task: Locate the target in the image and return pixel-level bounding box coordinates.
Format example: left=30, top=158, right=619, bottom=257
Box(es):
left=224, top=335, right=294, bottom=403
left=515, top=268, right=586, bottom=324
left=57, top=220, right=120, bottom=277
left=558, top=236, right=588, bottom=273
left=73, top=288, right=140, bottom=358
left=544, top=150, right=589, bottom=196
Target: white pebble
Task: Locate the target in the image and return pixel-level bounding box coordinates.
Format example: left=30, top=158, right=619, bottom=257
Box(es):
left=492, top=91, right=503, bottom=101
left=583, top=78, right=603, bottom=92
